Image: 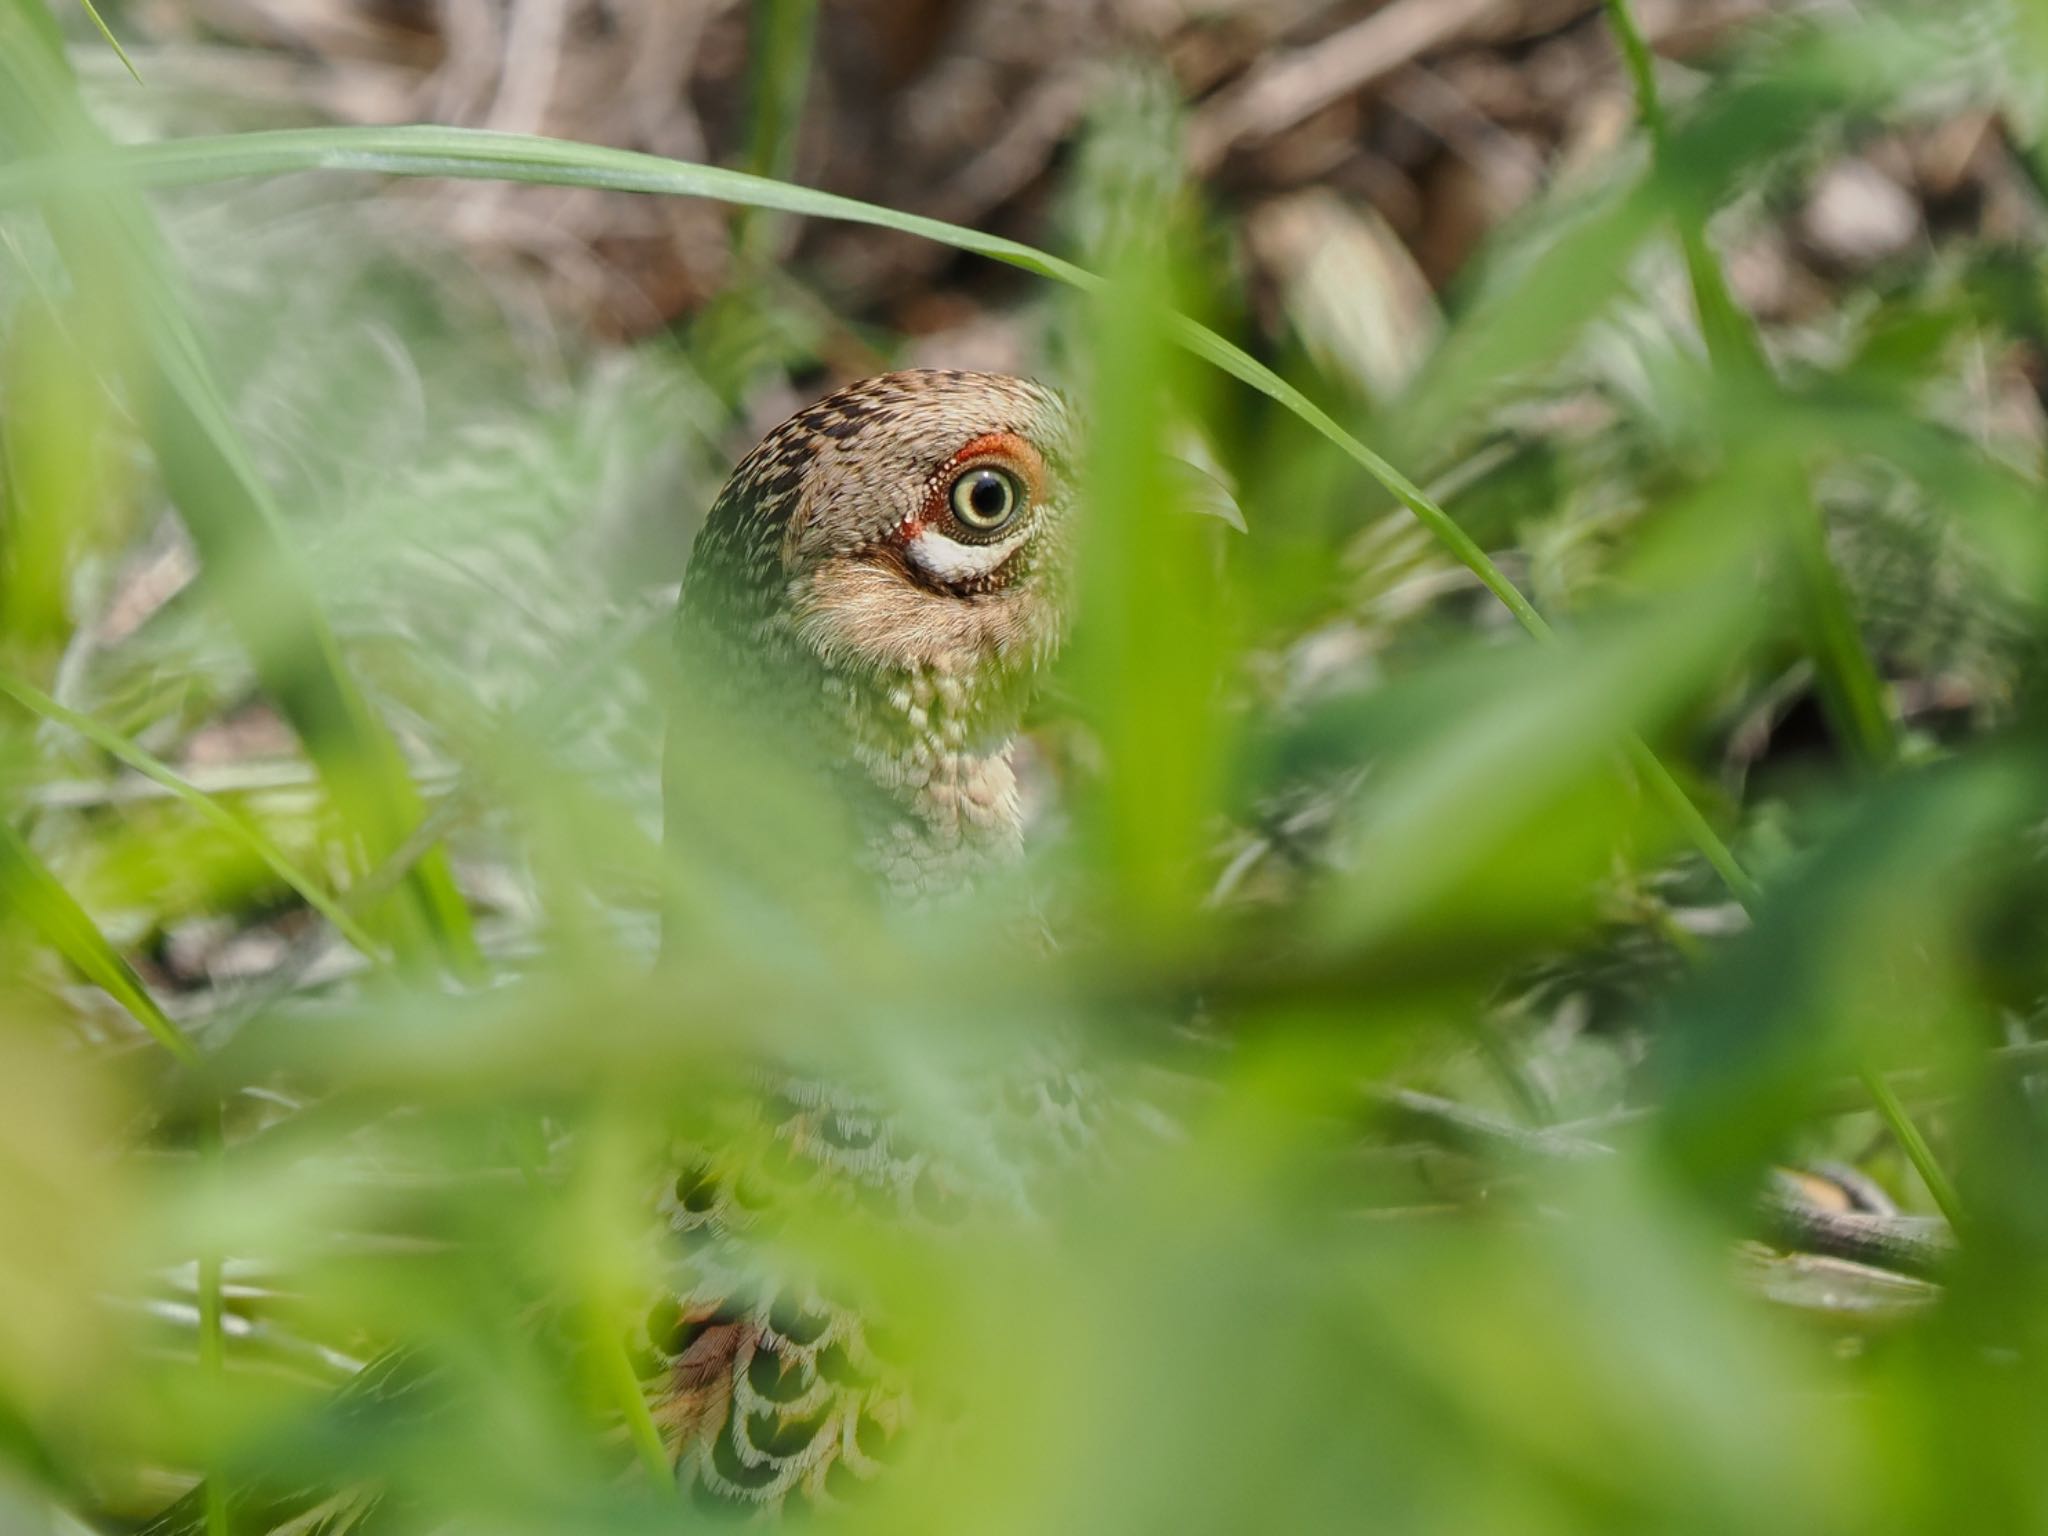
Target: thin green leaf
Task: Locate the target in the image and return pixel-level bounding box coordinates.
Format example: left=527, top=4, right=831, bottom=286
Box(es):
left=72, top=0, right=141, bottom=85
left=1861, top=1066, right=1967, bottom=1232
left=0, top=671, right=391, bottom=964
left=0, top=818, right=200, bottom=1065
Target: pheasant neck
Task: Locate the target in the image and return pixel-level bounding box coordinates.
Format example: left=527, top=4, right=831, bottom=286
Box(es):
left=821, top=658, right=1029, bottom=898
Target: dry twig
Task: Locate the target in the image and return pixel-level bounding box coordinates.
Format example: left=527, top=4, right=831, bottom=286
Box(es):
left=1188, top=0, right=1509, bottom=172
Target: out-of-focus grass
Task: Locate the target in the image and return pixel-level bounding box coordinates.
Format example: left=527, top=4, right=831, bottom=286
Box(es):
left=0, top=0, right=475, bottom=980
left=3, top=0, right=2048, bottom=1532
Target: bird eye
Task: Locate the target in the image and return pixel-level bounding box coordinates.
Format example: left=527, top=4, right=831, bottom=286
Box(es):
left=948, top=466, right=1025, bottom=533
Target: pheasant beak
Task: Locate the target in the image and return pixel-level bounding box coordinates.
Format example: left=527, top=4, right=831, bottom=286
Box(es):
left=1164, top=449, right=1247, bottom=532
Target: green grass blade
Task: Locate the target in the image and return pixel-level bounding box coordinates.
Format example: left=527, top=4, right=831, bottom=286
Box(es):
left=195, top=1094, right=229, bottom=1536
left=739, top=0, right=818, bottom=260
left=72, top=0, right=141, bottom=84
left=0, top=124, right=1093, bottom=281
left=0, top=132, right=1546, bottom=636
left=1861, top=1065, right=1966, bottom=1232
left=0, top=125, right=1545, bottom=627
left=1605, top=0, right=1897, bottom=769
left=1603, top=0, right=1761, bottom=375
left=1785, top=489, right=1899, bottom=768
left=0, top=817, right=200, bottom=1065
left=1606, top=0, right=1946, bottom=1212
left=0, top=7, right=476, bottom=978
left=598, top=1319, right=670, bottom=1490
left=0, top=672, right=391, bottom=964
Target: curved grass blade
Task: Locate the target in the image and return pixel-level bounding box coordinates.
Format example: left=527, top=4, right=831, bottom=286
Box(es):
left=0, top=122, right=1758, bottom=905
left=0, top=672, right=390, bottom=964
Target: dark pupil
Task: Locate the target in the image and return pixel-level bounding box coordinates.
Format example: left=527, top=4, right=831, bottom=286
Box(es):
left=968, top=472, right=1010, bottom=521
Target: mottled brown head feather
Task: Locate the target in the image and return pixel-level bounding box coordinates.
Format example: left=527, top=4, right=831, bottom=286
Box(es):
left=683, top=370, right=1075, bottom=668
left=674, top=370, right=1079, bottom=894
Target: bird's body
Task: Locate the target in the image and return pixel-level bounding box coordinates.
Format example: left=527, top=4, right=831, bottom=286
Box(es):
left=649, top=370, right=1091, bottom=1510
left=134, top=370, right=1086, bottom=1533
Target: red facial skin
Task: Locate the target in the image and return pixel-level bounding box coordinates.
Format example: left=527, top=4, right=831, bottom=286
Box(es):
left=893, top=431, right=1048, bottom=546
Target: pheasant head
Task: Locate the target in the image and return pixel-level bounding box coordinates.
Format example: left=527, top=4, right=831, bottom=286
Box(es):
left=675, top=370, right=1079, bottom=894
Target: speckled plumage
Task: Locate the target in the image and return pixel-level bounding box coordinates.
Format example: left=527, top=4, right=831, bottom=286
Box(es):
left=136, top=372, right=1093, bottom=1536
left=653, top=371, right=1093, bottom=1512
left=672, top=369, right=1078, bottom=895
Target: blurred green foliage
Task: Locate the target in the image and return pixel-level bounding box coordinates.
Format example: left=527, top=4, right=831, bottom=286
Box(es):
left=1, top=0, right=2048, bottom=1532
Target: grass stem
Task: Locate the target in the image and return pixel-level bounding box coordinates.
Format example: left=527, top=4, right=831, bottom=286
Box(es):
left=196, top=1090, right=229, bottom=1536
left=1861, top=1066, right=1967, bottom=1232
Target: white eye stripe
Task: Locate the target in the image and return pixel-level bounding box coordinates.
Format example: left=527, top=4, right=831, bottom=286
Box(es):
left=906, top=526, right=1028, bottom=583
